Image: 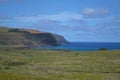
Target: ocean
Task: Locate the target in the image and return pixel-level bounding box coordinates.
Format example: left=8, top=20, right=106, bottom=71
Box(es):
left=38, top=42, right=120, bottom=51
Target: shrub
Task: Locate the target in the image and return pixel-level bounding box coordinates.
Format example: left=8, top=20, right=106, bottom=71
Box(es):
left=99, top=48, right=108, bottom=51
left=6, top=61, right=27, bottom=66
left=8, top=29, right=21, bottom=32
left=75, top=53, right=79, bottom=55
left=4, top=66, right=10, bottom=70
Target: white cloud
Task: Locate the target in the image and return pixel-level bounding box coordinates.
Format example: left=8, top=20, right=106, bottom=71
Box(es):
left=0, top=15, right=14, bottom=20
left=113, top=16, right=120, bottom=23
left=7, top=8, right=110, bottom=23
left=81, top=8, right=109, bottom=18
left=16, top=12, right=83, bottom=22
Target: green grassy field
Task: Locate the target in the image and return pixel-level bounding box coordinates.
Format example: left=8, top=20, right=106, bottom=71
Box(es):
left=0, top=48, right=120, bottom=80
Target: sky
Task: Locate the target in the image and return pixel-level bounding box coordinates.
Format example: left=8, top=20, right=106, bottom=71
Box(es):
left=0, top=0, right=120, bottom=42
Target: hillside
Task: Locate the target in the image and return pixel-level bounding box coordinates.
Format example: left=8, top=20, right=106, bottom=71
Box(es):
left=0, top=27, right=68, bottom=47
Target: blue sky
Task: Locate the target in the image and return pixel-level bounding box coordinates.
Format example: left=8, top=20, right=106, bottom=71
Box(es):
left=0, top=0, right=120, bottom=42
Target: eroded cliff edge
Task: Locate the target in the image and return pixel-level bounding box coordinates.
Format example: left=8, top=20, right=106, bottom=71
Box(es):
left=0, top=27, right=68, bottom=46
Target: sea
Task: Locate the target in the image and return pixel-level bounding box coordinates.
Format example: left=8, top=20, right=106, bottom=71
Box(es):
left=37, top=42, right=120, bottom=51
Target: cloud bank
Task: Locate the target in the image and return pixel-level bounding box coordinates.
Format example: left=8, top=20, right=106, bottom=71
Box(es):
left=0, top=8, right=120, bottom=41
left=82, top=8, right=110, bottom=18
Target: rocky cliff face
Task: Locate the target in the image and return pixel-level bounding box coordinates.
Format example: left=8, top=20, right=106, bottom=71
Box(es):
left=53, top=34, right=68, bottom=45
left=22, top=30, right=68, bottom=46
left=0, top=27, right=68, bottom=46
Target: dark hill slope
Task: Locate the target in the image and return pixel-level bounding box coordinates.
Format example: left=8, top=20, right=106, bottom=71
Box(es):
left=0, top=27, right=68, bottom=46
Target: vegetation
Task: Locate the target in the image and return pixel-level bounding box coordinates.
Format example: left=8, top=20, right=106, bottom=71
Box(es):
left=0, top=47, right=119, bottom=80
left=99, top=48, right=108, bottom=50
left=4, top=66, right=10, bottom=70
left=8, top=28, right=21, bottom=32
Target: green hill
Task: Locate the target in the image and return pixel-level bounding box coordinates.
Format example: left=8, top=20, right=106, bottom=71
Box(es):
left=0, top=27, right=68, bottom=47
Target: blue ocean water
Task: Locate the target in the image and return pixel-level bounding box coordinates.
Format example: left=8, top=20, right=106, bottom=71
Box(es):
left=38, top=42, right=120, bottom=51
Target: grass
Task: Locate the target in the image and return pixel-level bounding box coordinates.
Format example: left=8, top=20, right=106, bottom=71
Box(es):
left=0, top=47, right=120, bottom=80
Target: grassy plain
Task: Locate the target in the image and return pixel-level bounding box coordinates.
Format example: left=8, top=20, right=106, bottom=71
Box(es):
left=0, top=47, right=120, bottom=80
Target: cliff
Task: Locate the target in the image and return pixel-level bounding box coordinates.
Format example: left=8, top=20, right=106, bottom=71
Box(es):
left=0, top=27, right=68, bottom=46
